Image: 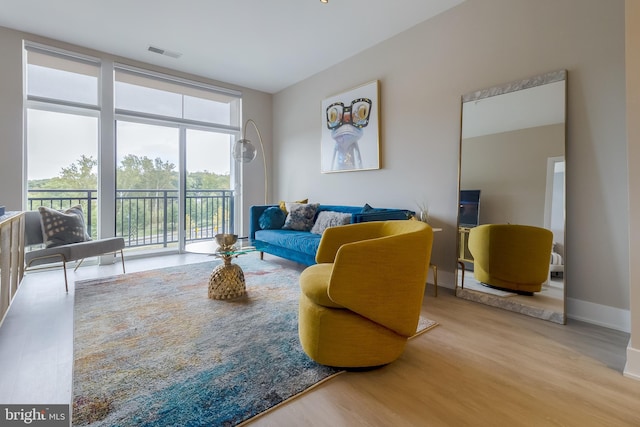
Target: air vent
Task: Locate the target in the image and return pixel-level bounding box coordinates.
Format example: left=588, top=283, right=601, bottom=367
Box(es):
left=147, top=45, right=182, bottom=59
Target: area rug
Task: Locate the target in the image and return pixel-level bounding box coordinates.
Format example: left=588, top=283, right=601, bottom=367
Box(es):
left=456, top=276, right=564, bottom=324
left=460, top=279, right=516, bottom=297
left=72, top=254, right=437, bottom=426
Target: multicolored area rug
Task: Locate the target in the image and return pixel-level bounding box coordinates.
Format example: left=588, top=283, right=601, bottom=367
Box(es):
left=72, top=254, right=437, bottom=426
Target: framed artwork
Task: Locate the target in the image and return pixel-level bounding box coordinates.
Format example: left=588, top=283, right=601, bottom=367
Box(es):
left=321, top=80, right=380, bottom=173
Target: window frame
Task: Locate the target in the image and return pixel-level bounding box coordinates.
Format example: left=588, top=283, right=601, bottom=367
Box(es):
left=23, top=42, right=245, bottom=256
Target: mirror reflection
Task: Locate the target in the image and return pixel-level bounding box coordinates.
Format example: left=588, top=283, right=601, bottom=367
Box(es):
left=456, top=70, right=566, bottom=324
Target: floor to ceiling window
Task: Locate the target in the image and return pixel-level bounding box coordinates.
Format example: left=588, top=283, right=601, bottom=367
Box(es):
left=114, top=65, right=241, bottom=253
left=24, top=44, right=101, bottom=237
left=24, top=43, right=242, bottom=255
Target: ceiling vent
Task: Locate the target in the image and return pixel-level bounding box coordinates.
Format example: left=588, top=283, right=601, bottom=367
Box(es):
left=147, top=45, right=182, bottom=59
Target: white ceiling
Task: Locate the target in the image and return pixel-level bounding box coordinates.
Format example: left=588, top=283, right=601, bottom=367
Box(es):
left=0, top=0, right=464, bottom=94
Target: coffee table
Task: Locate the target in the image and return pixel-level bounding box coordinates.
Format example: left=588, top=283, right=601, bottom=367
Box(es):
left=185, top=239, right=257, bottom=300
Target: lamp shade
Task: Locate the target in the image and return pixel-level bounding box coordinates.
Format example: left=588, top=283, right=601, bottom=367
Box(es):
left=232, top=138, right=257, bottom=163
left=232, top=119, right=268, bottom=204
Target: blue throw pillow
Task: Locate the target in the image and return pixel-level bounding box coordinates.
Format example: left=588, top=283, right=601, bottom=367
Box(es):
left=258, top=207, right=286, bottom=229
left=362, top=203, right=389, bottom=213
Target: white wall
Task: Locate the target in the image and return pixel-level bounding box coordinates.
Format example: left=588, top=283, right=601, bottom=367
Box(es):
left=272, top=0, right=629, bottom=328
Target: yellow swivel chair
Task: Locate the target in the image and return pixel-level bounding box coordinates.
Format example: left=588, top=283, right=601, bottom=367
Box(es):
left=468, top=224, right=553, bottom=294
left=298, top=220, right=433, bottom=368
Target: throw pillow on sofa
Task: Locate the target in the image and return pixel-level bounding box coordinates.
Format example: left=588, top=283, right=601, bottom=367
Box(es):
left=362, top=203, right=390, bottom=213
left=282, top=203, right=319, bottom=231
left=38, top=204, right=92, bottom=248
left=279, top=198, right=308, bottom=215
left=259, top=206, right=286, bottom=229
left=310, top=211, right=351, bottom=234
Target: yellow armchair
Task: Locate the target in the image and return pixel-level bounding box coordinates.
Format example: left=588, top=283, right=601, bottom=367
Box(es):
left=298, top=220, right=433, bottom=368
left=468, top=224, right=553, bottom=294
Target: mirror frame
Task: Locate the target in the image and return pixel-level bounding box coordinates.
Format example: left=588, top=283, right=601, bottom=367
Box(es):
left=456, top=69, right=567, bottom=324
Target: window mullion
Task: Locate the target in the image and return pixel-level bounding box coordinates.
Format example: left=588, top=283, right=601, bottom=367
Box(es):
left=115, top=109, right=240, bottom=134
left=26, top=96, right=101, bottom=112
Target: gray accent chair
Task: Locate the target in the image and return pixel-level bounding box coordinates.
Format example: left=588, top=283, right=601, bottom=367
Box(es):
left=24, top=211, right=125, bottom=291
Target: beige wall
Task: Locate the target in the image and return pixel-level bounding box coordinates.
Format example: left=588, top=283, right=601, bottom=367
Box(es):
left=625, top=0, right=640, bottom=379
left=273, top=0, right=628, bottom=328
left=0, top=26, right=272, bottom=235
left=0, top=27, right=25, bottom=211
left=461, top=124, right=564, bottom=228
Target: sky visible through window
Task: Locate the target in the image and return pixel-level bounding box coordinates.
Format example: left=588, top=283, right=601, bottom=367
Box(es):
left=28, top=111, right=231, bottom=181
left=27, top=67, right=233, bottom=182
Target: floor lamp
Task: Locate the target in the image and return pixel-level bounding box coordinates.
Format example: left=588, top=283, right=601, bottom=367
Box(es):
left=232, top=119, right=268, bottom=205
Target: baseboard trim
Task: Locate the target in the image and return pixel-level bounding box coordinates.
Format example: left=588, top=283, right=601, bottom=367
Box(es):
left=624, top=344, right=640, bottom=381
left=566, top=297, right=630, bottom=332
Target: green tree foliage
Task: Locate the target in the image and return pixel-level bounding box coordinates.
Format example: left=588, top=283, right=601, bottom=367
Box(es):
left=117, top=154, right=178, bottom=193
left=187, top=171, right=230, bottom=191
left=29, top=154, right=98, bottom=191
left=27, top=155, right=232, bottom=243
left=28, top=154, right=230, bottom=192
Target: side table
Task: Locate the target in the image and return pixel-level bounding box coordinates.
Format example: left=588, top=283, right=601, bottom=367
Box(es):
left=185, top=240, right=256, bottom=300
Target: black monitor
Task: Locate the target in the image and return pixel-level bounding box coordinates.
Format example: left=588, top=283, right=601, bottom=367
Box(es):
left=459, top=190, right=481, bottom=227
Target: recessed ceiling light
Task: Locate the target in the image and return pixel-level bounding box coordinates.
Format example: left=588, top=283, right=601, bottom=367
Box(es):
left=320, top=0, right=328, bottom=3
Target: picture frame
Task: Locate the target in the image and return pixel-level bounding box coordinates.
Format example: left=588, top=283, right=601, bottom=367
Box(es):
left=321, top=80, right=380, bottom=173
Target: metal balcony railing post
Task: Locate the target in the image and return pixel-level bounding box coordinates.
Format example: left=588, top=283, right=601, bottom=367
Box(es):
left=86, top=190, right=93, bottom=238
left=163, top=190, right=168, bottom=248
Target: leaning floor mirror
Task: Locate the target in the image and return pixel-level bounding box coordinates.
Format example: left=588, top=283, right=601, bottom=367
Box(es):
left=456, top=70, right=567, bottom=324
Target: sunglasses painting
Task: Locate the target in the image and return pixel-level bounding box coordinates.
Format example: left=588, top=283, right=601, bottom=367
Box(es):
left=321, top=80, right=380, bottom=173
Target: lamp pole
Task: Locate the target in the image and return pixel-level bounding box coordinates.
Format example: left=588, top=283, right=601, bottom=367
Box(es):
left=235, top=119, right=268, bottom=205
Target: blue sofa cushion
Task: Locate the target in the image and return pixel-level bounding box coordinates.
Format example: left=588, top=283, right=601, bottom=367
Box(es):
left=258, top=206, right=286, bottom=229
left=255, top=229, right=322, bottom=257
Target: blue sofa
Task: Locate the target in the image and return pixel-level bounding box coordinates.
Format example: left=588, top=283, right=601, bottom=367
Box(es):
left=249, top=204, right=413, bottom=266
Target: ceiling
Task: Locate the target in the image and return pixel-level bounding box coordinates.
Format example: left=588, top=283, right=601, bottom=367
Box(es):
left=0, top=0, right=464, bottom=94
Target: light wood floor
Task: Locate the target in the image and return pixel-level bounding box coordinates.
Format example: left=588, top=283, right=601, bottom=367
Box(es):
left=1, top=254, right=638, bottom=426
left=250, top=277, right=639, bottom=426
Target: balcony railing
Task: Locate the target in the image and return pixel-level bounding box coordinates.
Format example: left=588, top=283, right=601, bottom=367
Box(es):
left=27, top=189, right=234, bottom=248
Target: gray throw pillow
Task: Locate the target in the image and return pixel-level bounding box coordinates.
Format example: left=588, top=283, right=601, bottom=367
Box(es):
left=282, top=203, right=320, bottom=231
left=310, top=211, right=352, bottom=234
left=38, top=205, right=91, bottom=248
